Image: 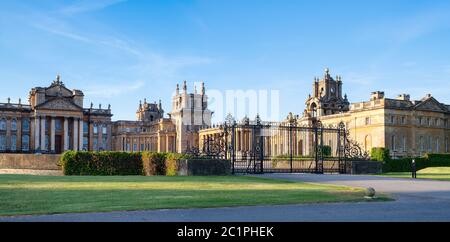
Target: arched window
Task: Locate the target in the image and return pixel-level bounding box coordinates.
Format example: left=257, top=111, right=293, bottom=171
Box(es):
left=311, top=103, right=317, bottom=118
left=11, top=119, right=17, bottom=131
left=22, top=119, right=30, bottom=132
left=93, top=124, right=98, bottom=134
left=22, top=135, right=29, bottom=151
left=0, top=119, right=6, bottom=131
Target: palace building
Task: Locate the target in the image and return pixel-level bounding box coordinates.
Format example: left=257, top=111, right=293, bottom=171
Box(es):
left=198, top=68, right=450, bottom=159
left=1, top=71, right=450, bottom=158
left=0, top=76, right=211, bottom=154
left=295, top=68, right=450, bottom=158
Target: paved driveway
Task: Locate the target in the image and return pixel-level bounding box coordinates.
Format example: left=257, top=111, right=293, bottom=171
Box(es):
left=2, top=174, right=450, bottom=222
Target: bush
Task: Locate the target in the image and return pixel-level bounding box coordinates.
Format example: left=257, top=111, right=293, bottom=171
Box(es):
left=60, top=151, right=143, bottom=176
left=142, top=152, right=167, bottom=176
left=321, top=146, right=332, bottom=157
left=382, top=153, right=450, bottom=172
left=165, top=153, right=190, bottom=176
left=371, top=147, right=391, bottom=161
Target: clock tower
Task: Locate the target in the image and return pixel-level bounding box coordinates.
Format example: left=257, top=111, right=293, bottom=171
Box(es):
left=304, top=68, right=349, bottom=118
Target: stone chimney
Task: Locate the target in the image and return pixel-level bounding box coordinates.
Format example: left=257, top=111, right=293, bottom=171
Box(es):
left=370, top=91, right=385, bottom=101
left=396, top=94, right=410, bottom=101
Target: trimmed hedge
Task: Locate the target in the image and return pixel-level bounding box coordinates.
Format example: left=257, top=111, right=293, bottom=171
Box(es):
left=383, top=153, right=450, bottom=172
left=142, top=152, right=167, bottom=176
left=60, top=151, right=143, bottom=176
left=60, top=151, right=192, bottom=176
left=371, top=147, right=391, bottom=162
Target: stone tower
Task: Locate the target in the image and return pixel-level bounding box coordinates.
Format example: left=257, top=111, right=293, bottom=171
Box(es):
left=169, top=81, right=212, bottom=153
left=304, top=68, right=350, bottom=118
left=136, top=99, right=164, bottom=122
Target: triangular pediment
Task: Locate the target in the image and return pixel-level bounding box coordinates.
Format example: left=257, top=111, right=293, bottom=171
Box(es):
left=36, top=98, right=82, bottom=111
left=45, top=84, right=73, bottom=97
left=414, top=97, right=448, bottom=113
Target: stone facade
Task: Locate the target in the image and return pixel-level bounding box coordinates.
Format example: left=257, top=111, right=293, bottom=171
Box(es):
left=198, top=68, right=450, bottom=159
left=0, top=76, right=211, bottom=154
left=297, top=69, right=450, bottom=158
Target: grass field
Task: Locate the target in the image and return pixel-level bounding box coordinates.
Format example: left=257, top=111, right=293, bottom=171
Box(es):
left=0, top=175, right=375, bottom=216
left=382, top=167, right=450, bottom=181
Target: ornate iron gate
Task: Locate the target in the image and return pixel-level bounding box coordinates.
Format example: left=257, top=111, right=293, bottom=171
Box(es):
left=188, top=117, right=369, bottom=174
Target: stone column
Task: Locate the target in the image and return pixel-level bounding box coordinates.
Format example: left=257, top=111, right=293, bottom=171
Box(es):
left=50, top=117, right=56, bottom=152
left=79, top=119, right=84, bottom=150
left=166, top=135, right=169, bottom=153
left=63, top=118, right=69, bottom=151
left=40, top=117, right=46, bottom=151
left=73, top=118, right=79, bottom=151
left=34, top=116, right=40, bottom=150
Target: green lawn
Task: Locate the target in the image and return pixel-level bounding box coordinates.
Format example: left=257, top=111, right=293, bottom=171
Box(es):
left=0, top=175, right=374, bottom=216
left=382, top=167, right=450, bottom=181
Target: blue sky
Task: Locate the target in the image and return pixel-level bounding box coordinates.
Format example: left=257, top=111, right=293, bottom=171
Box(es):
left=1, top=0, right=450, bottom=122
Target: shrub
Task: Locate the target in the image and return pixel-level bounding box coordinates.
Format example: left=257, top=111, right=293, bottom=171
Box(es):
left=321, top=145, right=332, bottom=157
left=382, top=153, right=450, bottom=172
left=141, top=152, right=167, bottom=176
left=165, top=153, right=190, bottom=176
left=371, top=147, right=391, bottom=161
left=60, top=151, right=143, bottom=176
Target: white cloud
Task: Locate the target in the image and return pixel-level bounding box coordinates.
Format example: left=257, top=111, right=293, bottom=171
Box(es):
left=60, top=0, right=127, bottom=15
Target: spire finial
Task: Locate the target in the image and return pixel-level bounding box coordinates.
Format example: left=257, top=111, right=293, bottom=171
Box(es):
left=183, top=80, right=187, bottom=92
left=201, top=82, right=205, bottom=95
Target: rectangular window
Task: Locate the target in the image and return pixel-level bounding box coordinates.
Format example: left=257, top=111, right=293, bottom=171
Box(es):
left=446, top=138, right=449, bottom=153
left=11, top=120, right=17, bottom=131
left=365, top=117, right=370, bottom=125
left=391, top=136, right=396, bottom=151
left=133, top=144, right=137, bottom=152
left=0, top=119, right=6, bottom=131
left=22, top=119, right=30, bottom=132
left=83, top=137, right=88, bottom=151
left=10, top=135, right=17, bottom=151
left=102, top=137, right=107, bottom=150
left=0, top=135, right=6, bottom=151
left=93, top=125, right=98, bottom=134
left=140, top=144, right=144, bottom=151
left=102, top=126, right=107, bottom=135
left=403, top=137, right=406, bottom=152
left=83, top=122, right=88, bottom=134
left=22, top=135, right=29, bottom=151
left=55, top=120, right=62, bottom=131
left=45, top=135, right=49, bottom=151
left=93, top=139, right=98, bottom=151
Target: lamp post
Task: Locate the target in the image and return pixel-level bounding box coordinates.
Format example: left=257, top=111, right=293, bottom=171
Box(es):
left=412, top=158, right=417, bottom=179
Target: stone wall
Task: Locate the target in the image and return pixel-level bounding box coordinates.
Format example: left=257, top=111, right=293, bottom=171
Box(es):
left=177, top=159, right=231, bottom=176
left=0, top=154, right=61, bottom=170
